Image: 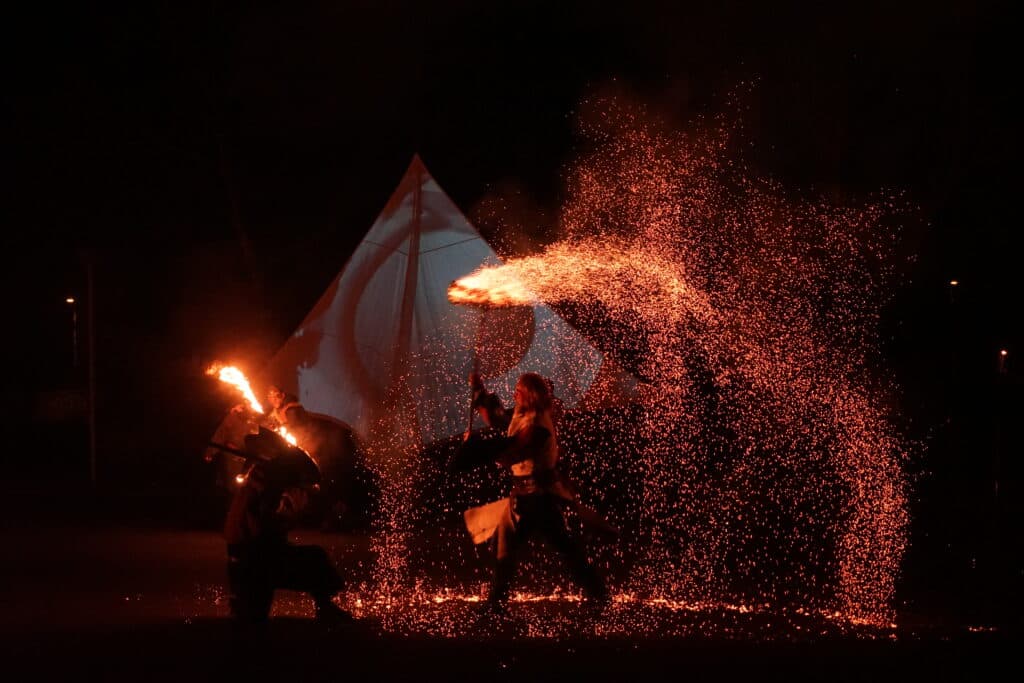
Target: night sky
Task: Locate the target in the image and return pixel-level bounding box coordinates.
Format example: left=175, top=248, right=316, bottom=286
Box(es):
left=4, top=0, right=1019, bottom=519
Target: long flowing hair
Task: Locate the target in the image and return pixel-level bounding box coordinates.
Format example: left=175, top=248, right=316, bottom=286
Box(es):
left=515, top=372, right=552, bottom=413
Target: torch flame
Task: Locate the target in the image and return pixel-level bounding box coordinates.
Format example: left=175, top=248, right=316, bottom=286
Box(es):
left=447, top=268, right=538, bottom=307
left=277, top=426, right=298, bottom=446
left=206, top=363, right=264, bottom=414
left=447, top=241, right=715, bottom=325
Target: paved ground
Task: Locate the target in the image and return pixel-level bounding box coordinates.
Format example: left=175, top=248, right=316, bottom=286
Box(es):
left=1, top=490, right=1017, bottom=681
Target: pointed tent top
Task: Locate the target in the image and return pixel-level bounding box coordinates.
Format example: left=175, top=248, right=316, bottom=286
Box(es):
left=370, top=154, right=483, bottom=255
left=405, top=153, right=428, bottom=177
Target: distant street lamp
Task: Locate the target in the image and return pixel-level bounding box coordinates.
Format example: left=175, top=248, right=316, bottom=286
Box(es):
left=66, top=296, right=78, bottom=369
left=998, top=348, right=1008, bottom=374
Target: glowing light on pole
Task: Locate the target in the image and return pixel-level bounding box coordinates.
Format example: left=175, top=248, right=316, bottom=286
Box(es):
left=66, top=297, right=78, bottom=368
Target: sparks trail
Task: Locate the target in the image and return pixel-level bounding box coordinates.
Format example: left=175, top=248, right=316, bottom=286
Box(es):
left=449, top=95, right=911, bottom=623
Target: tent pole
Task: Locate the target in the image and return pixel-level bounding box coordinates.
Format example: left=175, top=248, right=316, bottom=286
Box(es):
left=466, top=307, right=484, bottom=433
left=389, top=159, right=423, bottom=444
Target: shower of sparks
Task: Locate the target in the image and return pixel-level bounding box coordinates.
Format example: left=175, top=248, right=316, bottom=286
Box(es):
left=441, top=94, right=912, bottom=626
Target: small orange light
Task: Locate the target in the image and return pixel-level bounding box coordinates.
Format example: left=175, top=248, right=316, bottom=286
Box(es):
left=235, top=474, right=246, bottom=484
left=66, top=297, right=75, bottom=304
left=1000, top=349, right=1008, bottom=357
left=948, top=280, right=958, bottom=287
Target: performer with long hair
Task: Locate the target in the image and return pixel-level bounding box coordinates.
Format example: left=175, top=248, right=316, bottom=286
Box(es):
left=459, top=372, right=609, bottom=615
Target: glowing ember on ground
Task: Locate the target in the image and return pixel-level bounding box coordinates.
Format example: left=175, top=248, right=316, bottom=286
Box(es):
left=206, top=363, right=264, bottom=414
left=228, top=585, right=901, bottom=639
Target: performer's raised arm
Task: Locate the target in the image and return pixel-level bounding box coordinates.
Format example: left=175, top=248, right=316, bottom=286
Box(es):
left=469, top=372, right=512, bottom=432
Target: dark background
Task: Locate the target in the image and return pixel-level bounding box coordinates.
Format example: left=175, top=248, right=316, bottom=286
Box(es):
left=2, top=1, right=1019, bottom=623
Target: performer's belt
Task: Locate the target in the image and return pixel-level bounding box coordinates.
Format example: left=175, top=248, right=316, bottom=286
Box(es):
left=510, top=469, right=557, bottom=495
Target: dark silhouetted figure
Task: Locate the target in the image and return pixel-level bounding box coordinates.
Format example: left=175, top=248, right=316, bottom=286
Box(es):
left=223, top=430, right=352, bottom=624
left=284, top=403, right=376, bottom=531
left=204, top=403, right=260, bottom=522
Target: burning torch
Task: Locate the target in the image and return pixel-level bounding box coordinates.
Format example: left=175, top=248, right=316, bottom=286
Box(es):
left=449, top=265, right=537, bottom=437
left=206, top=363, right=300, bottom=486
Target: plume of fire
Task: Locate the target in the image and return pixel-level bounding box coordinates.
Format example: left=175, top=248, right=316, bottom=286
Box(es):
left=207, top=363, right=299, bottom=447
left=206, top=363, right=264, bottom=414
left=277, top=426, right=298, bottom=446
left=448, top=241, right=715, bottom=324
left=447, top=269, right=537, bottom=307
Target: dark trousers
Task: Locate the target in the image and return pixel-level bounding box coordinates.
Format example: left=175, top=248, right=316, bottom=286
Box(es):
left=491, top=493, right=607, bottom=603
left=227, top=543, right=342, bottom=621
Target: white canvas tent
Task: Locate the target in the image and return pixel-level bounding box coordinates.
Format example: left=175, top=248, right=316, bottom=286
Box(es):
left=257, top=155, right=636, bottom=450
